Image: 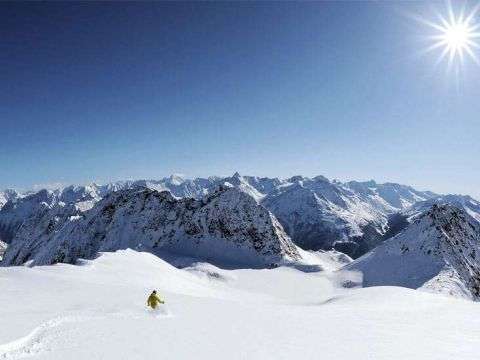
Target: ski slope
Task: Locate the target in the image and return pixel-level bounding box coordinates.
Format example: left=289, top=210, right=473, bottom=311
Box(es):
left=1, top=250, right=480, bottom=359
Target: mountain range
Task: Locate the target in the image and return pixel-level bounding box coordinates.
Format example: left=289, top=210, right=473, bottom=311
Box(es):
left=2, top=185, right=300, bottom=267
left=2, top=174, right=478, bottom=247
left=1, top=173, right=480, bottom=292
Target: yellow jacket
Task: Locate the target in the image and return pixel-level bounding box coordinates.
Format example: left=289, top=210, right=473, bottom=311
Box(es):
left=147, top=292, right=164, bottom=308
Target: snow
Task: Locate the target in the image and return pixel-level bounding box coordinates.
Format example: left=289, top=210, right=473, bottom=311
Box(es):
left=347, top=204, right=480, bottom=300
left=1, top=249, right=480, bottom=360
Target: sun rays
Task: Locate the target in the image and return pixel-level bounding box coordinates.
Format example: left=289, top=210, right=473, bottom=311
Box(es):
left=412, top=1, right=480, bottom=71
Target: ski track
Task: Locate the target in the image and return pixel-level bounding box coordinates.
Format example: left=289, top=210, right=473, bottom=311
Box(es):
left=0, top=309, right=172, bottom=359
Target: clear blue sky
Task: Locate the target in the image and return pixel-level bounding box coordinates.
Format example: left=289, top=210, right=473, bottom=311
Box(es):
left=1, top=2, right=479, bottom=198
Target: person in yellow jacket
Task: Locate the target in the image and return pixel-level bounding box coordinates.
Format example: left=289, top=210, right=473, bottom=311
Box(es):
left=147, top=290, right=165, bottom=309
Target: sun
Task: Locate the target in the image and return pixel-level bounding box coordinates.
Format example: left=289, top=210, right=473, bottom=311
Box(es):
left=432, top=10, right=479, bottom=65
left=443, top=23, right=470, bottom=51
left=415, top=1, right=480, bottom=68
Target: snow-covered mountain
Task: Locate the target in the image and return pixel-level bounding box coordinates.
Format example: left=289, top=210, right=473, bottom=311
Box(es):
left=381, top=194, right=480, bottom=241
left=183, top=174, right=438, bottom=256
left=2, top=186, right=300, bottom=267
left=347, top=204, right=480, bottom=300
left=406, top=194, right=480, bottom=223
left=215, top=175, right=437, bottom=256
left=112, top=175, right=224, bottom=199
left=0, top=189, right=21, bottom=209
left=0, top=185, right=105, bottom=244
left=0, top=189, right=60, bottom=244
left=262, top=177, right=426, bottom=257
left=343, top=180, right=437, bottom=212
left=0, top=174, right=457, bottom=258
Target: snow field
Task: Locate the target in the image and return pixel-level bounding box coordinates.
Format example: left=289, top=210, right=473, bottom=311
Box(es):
left=1, top=249, right=480, bottom=359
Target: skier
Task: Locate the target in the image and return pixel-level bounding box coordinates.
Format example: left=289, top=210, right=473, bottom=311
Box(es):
left=147, top=290, right=165, bottom=309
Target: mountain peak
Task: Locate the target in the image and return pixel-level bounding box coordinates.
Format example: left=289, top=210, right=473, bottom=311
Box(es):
left=313, top=175, right=330, bottom=183
left=348, top=204, right=480, bottom=300
left=287, top=175, right=304, bottom=183
left=167, top=174, right=186, bottom=185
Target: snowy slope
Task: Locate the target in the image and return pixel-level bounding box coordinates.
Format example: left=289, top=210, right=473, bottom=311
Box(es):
left=2, top=186, right=300, bottom=267
left=347, top=204, right=480, bottom=300
left=1, top=249, right=480, bottom=360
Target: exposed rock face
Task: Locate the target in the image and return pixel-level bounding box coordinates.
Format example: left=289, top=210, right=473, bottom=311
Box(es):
left=347, top=204, right=480, bottom=300
left=2, top=186, right=300, bottom=267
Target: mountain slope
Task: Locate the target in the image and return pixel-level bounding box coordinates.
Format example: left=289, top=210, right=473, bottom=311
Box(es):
left=346, top=204, right=480, bottom=300
left=2, top=186, right=300, bottom=267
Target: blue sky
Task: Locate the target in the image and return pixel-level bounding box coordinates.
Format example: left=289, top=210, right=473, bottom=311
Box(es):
left=1, top=2, right=479, bottom=198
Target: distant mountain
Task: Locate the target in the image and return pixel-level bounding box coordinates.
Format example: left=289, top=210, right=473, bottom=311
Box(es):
left=346, top=204, right=480, bottom=300
left=2, top=173, right=475, bottom=259
left=0, top=189, right=59, bottom=244
left=223, top=175, right=437, bottom=256
left=2, top=186, right=300, bottom=267
left=0, top=189, right=21, bottom=209
left=263, top=177, right=384, bottom=256
left=344, top=180, right=438, bottom=212
left=406, top=194, right=480, bottom=223
left=382, top=194, right=480, bottom=241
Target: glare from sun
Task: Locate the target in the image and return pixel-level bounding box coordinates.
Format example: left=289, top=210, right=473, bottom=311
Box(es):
left=415, top=1, right=480, bottom=68
left=444, top=23, right=469, bottom=50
